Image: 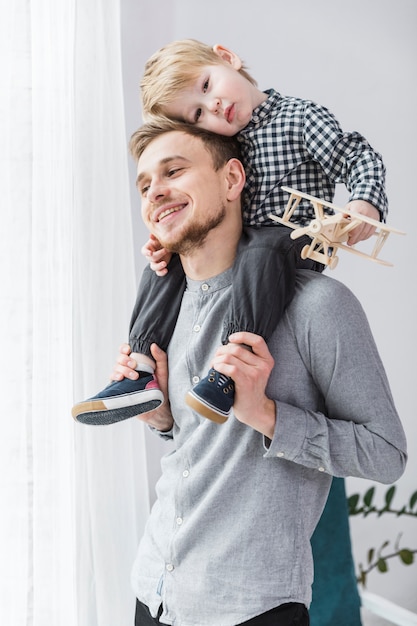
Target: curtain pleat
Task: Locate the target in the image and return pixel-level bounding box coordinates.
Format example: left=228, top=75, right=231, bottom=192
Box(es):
left=0, top=1, right=150, bottom=624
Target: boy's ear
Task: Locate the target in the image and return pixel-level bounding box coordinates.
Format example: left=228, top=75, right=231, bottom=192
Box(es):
left=212, top=44, right=242, bottom=70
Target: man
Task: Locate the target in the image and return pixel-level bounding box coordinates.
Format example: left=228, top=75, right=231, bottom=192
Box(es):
left=113, top=121, right=406, bottom=626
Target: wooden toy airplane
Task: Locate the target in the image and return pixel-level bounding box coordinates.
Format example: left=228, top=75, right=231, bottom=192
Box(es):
left=268, top=187, right=405, bottom=269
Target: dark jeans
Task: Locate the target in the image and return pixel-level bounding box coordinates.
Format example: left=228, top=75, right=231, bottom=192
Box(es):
left=129, top=225, right=321, bottom=355
left=135, top=599, right=309, bottom=625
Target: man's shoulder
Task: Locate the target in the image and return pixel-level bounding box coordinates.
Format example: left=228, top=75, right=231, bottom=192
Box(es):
left=273, top=270, right=369, bottom=352
left=291, top=270, right=362, bottom=319
left=295, top=268, right=349, bottom=291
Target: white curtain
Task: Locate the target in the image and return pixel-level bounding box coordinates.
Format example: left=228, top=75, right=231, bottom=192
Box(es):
left=0, top=1, right=150, bottom=624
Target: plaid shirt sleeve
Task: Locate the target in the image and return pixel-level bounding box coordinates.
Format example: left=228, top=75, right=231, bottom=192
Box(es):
left=303, top=101, right=388, bottom=221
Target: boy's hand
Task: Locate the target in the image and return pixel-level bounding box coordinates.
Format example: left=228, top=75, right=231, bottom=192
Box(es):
left=111, top=343, right=173, bottom=431
left=344, top=200, right=381, bottom=246
left=111, top=343, right=140, bottom=381
left=141, top=233, right=173, bottom=276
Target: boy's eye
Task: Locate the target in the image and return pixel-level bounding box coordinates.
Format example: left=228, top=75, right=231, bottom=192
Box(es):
left=202, top=79, right=209, bottom=93
left=194, top=108, right=202, bottom=123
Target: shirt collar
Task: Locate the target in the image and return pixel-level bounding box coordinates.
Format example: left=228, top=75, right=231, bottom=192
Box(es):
left=244, top=88, right=282, bottom=129
left=185, top=267, right=233, bottom=294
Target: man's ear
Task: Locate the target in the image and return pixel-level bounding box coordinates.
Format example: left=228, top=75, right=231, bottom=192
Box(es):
left=225, top=158, right=246, bottom=201
left=212, top=44, right=242, bottom=70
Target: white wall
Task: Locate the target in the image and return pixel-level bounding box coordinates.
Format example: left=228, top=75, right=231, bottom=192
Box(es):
left=121, top=0, right=417, bottom=621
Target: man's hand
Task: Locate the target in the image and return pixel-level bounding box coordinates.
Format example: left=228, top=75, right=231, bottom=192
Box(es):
left=111, top=342, right=174, bottom=432
left=344, top=200, right=381, bottom=246
left=211, top=332, right=276, bottom=439
left=141, top=233, right=173, bottom=276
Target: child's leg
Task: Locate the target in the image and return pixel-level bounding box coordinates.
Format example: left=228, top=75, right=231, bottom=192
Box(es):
left=186, top=226, right=319, bottom=422
left=129, top=254, right=186, bottom=360
left=222, top=225, right=322, bottom=342
left=72, top=255, right=186, bottom=426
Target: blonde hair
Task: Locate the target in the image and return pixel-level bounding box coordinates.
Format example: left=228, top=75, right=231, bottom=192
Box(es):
left=140, top=39, right=257, bottom=121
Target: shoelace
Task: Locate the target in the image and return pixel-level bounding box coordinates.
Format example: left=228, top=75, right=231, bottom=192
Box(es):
left=208, top=370, right=234, bottom=394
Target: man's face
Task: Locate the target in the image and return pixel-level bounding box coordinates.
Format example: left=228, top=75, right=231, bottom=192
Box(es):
left=136, top=131, right=228, bottom=254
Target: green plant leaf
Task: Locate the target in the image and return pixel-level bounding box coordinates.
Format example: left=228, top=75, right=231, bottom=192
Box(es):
left=409, top=491, right=417, bottom=511
left=399, top=550, right=414, bottom=565
left=384, top=485, right=396, bottom=508
left=379, top=540, right=390, bottom=553
left=377, top=558, right=388, bottom=573
left=348, top=493, right=360, bottom=515
left=367, top=548, right=375, bottom=564
left=364, top=487, right=375, bottom=508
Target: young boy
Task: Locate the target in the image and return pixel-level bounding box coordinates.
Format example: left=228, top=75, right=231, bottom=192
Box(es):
left=72, top=39, right=387, bottom=426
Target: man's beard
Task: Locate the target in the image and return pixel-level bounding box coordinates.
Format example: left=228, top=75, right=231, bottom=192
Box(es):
left=161, top=204, right=226, bottom=255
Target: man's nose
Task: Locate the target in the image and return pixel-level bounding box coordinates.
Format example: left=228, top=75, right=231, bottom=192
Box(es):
left=147, top=180, right=169, bottom=203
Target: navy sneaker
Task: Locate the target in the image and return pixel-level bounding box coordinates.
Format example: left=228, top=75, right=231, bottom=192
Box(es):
left=185, top=368, right=234, bottom=423
left=72, top=372, right=164, bottom=426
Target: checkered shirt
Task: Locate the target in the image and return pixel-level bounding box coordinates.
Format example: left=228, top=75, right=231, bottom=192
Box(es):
left=237, top=89, right=388, bottom=226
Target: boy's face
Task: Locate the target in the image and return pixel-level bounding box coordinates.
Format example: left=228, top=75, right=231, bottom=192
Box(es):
left=164, top=59, right=266, bottom=137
